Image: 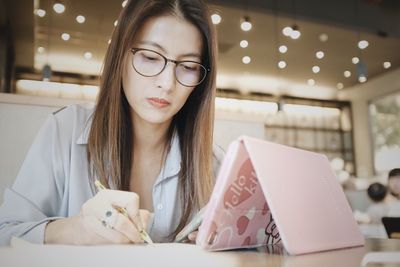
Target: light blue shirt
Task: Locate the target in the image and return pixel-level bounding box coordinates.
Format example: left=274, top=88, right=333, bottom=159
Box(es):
left=0, top=104, right=224, bottom=245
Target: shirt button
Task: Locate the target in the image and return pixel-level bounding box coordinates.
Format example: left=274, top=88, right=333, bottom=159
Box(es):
left=157, top=203, right=163, bottom=210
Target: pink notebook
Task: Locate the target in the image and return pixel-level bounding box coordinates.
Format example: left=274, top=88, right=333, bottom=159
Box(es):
left=197, top=136, right=364, bottom=254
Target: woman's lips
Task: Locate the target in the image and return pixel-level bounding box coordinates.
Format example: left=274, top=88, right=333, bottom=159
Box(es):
left=147, top=97, right=170, bottom=108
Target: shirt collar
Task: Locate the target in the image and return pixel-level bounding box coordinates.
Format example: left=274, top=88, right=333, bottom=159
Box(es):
left=154, top=132, right=181, bottom=185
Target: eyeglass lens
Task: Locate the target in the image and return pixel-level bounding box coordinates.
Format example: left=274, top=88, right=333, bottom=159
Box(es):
left=132, top=49, right=206, bottom=86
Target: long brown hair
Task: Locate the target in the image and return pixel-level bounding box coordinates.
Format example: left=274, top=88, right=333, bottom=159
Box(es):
left=87, top=0, right=217, bottom=239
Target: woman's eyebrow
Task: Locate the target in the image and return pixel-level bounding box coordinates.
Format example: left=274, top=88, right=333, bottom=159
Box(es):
left=137, top=40, right=201, bottom=58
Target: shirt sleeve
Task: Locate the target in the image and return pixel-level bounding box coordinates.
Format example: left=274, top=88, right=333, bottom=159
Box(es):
left=0, top=113, right=65, bottom=246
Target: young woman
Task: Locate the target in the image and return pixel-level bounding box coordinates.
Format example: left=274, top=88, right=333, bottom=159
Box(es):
left=0, top=0, right=223, bottom=245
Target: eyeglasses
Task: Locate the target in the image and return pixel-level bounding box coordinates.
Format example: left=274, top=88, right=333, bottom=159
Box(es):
left=130, top=48, right=209, bottom=87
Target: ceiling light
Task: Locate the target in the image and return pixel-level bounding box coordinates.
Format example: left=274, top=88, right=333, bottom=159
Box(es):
left=37, top=47, right=45, bottom=53
left=122, top=0, right=128, bottom=7
left=242, top=56, right=251, bottom=64
left=36, top=9, right=46, bottom=17
left=84, top=52, right=92, bottom=59
left=240, top=40, right=248, bottom=48
left=383, top=61, right=391, bottom=69
left=290, top=25, right=301, bottom=39
left=279, top=45, right=287, bottom=53
left=76, top=15, right=85, bottom=23
left=344, top=71, right=351, bottom=78
left=358, top=75, right=367, bottom=83
left=307, top=79, right=315, bottom=86
left=319, top=33, right=328, bottom=42
left=290, top=30, right=301, bottom=39
left=358, top=40, right=369, bottom=49
left=53, top=3, right=65, bottom=14
left=337, top=83, right=344, bottom=89
left=278, top=61, right=287, bottom=69
left=240, top=16, right=252, bottom=31
left=114, top=20, right=118, bottom=27
left=282, top=26, right=293, bottom=36
left=316, top=51, right=324, bottom=59
left=211, top=13, right=222, bottom=25
left=352, top=57, right=359, bottom=64
left=61, top=33, right=70, bottom=41
left=312, top=66, right=320, bottom=73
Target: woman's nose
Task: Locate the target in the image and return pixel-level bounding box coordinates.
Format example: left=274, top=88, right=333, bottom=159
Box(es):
left=155, top=62, right=176, bottom=91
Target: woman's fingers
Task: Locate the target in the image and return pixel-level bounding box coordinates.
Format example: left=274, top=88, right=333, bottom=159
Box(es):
left=82, top=215, right=131, bottom=244
left=84, top=211, right=142, bottom=244
left=110, top=191, right=140, bottom=211
left=188, top=231, right=198, bottom=242
left=80, top=189, right=146, bottom=244
left=139, top=209, right=151, bottom=230
left=109, top=191, right=143, bottom=228
left=111, top=212, right=143, bottom=243
left=122, top=201, right=151, bottom=232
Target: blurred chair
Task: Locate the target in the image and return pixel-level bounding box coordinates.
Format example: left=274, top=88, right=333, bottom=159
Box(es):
left=0, top=93, right=90, bottom=201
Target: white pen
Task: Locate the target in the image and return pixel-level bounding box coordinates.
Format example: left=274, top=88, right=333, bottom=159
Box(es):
left=175, top=205, right=207, bottom=242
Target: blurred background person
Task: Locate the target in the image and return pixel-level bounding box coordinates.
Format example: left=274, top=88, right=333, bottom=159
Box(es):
left=388, top=168, right=400, bottom=201
left=387, top=169, right=400, bottom=216
left=366, top=182, right=390, bottom=224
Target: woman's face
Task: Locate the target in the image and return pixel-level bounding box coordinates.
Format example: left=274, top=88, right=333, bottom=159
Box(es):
left=122, top=15, right=203, bottom=126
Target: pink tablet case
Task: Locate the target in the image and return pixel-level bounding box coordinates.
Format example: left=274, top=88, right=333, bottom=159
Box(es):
left=197, top=136, right=364, bottom=254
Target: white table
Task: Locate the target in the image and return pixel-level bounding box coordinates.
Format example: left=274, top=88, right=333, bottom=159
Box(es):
left=1, top=238, right=399, bottom=267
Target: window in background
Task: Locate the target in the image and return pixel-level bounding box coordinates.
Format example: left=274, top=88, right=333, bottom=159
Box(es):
left=264, top=100, right=355, bottom=178
left=369, top=91, right=400, bottom=175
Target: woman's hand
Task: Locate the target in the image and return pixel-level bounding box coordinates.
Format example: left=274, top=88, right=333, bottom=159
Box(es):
left=45, top=189, right=150, bottom=245
left=187, top=231, right=198, bottom=243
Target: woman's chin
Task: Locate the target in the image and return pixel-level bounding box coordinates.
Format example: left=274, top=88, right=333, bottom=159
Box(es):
left=141, top=113, right=173, bottom=125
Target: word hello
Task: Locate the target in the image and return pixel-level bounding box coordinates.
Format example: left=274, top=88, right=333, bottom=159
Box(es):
left=224, top=159, right=259, bottom=209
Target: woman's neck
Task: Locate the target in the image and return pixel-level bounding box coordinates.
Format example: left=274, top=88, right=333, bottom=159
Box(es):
left=132, top=114, right=171, bottom=155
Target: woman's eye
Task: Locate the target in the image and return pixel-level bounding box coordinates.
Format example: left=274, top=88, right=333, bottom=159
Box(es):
left=144, top=55, right=158, bottom=61
left=184, top=66, right=195, bottom=71
left=181, top=64, right=198, bottom=71
left=138, top=52, right=161, bottom=62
